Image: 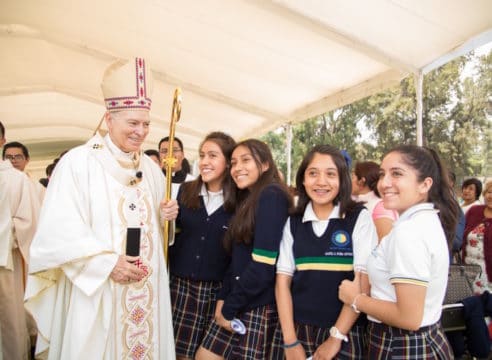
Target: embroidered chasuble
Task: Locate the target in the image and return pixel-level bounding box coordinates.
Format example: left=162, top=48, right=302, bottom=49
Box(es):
left=25, top=133, right=175, bottom=359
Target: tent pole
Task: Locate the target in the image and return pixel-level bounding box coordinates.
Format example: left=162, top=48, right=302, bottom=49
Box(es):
left=286, top=122, right=292, bottom=186
left=415, top=71, right=424, bottom=146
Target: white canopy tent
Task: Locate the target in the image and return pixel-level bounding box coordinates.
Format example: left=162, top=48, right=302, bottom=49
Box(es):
left=1, top=0, right=491, bottom=179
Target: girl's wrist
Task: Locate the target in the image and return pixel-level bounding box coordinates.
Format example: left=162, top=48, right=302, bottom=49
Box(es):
left=282, top=339, right=300, bottom=349
left=351, top=293, right=367, bottom=313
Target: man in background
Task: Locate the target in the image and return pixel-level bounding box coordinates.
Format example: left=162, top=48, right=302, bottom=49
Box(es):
left=0, top=121, right=39, bottom=359
left=3, top=141, right=45, bottom=203
left=158, top=136, right=195, bottom=198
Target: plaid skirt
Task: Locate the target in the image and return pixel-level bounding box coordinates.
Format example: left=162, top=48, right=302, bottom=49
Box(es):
left=270, top=322, right=366, bottom=360
left=367, top=321, right=453, bottom=359
left=200, top=303, right=278, bottom=360
left=170, top=275, right=222, bottom=358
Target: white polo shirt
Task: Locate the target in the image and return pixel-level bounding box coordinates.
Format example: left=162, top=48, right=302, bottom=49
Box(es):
left=277, top=202, right=377, bottom=276
left=367, top=202, right=449, bottom=326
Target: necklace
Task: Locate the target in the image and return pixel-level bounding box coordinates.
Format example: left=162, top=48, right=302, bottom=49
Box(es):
left=117, top=153, right=142, bottom=186
left=129, top=154, right=143, bottom=186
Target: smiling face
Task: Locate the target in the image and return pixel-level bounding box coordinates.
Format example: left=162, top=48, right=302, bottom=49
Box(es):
left=106, top=110, right=150, bottom=153
left=303, top=153, right=339, bottom=218
left=199, top=140, right=228, bottom=192
left=230, top=145, right=267, bottom=190
left=377, top=151, right=432, bottom=214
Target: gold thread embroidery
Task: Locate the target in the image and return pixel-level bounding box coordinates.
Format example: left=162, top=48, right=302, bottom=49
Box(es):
left=119, top=186, right=154, bottom=358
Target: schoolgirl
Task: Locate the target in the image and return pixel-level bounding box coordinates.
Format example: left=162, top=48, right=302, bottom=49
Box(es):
left=351, top=160, right=398, bottom=241
left=339, top=145, right=459, bottom=359
left=169, top=131, right=236, bottom=359
left=196, top=139, right=293, bottom=360
left=273, top=145, right=377, bottom=360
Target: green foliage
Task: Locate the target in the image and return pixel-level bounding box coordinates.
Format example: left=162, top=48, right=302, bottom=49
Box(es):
left=262, top=49, right=492, bottom=185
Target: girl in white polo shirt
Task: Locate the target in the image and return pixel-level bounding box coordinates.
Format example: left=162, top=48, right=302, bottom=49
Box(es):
left=339, top=145, right=459, bottom=359
left=273, top=145, right=376, bottom=360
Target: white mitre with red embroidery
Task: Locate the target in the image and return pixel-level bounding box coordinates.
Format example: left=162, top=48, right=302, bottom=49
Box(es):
left=101, top=57, right=153, bottom=112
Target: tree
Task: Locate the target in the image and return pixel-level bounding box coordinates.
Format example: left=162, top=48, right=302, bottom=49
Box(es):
left=262, top=49, right=492, bottom=186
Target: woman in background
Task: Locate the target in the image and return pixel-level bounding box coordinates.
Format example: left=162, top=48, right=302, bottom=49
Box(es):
left=351, top=161, right=398, bottom=241
left=462, top=180, right=492, bottom=294
left=460, top=178, right=482, bottom=215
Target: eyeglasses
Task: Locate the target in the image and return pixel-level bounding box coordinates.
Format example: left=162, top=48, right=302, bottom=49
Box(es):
left=5, top=154, right=25, bottom=161
left=159, top=148, right=182, bottom=155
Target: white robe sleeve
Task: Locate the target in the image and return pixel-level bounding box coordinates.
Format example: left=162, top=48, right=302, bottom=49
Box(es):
left=29, top=149, right=118, bottom=296
left=0, top=171, right=12, bottom=269
left=3, top=166, right=40, bottom=267
left=62, top=253, right=118, bottom=296
left=352, top=208, right=377, bottom=273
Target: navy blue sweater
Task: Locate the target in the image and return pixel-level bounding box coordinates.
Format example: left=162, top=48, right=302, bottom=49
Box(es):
left=220, top=184, right=290, bottom=320
left=290, top=206, right=364, bottom=328
left=169, top=190, right=232, bottom=281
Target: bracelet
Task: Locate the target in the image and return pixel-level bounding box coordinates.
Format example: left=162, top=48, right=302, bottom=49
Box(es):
left=282, top=339, right=300, bottom=349
left=351, top=293, right=367, bottom=313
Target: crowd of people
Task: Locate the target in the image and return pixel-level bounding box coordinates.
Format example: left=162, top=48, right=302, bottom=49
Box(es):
left=1, top=56, right=491, bottom=360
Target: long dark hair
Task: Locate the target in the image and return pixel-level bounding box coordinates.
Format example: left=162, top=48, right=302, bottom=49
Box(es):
left=294, top=144, right=359, bottom=217
left=224, top=139, right=293, bottom=249
left=386, top=145, right=459, bottom=247
left=179, top=132, right=236, bottom=212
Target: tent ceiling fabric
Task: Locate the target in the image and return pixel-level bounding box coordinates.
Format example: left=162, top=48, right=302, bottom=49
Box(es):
left=1, top=0, right=491, bottom=177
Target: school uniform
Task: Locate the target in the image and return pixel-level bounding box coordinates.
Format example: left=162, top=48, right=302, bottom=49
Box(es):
left=201, top=183, right=290, bottom=359
left=169, top=184, right=232, bottom=358
left=271, top=202, right=376, bottom=359
left=366, top=203, right=452, bottom=359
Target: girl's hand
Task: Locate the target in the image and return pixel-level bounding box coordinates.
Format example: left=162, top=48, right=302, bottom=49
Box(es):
left=338, top=271, right=361, bottom=306
left=214, top=300, right=233, bottom=332
left=285, top=343, right=307, bottom=360
left=215, top=313, right=233, bottom=332
left=313, top=337, right=341, bottom=360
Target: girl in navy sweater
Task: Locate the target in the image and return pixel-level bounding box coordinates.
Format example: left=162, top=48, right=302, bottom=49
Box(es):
left=274, top=145, right=376, bottom=360
left=197, top=139, right=293, bottom=360
left=169, top=131, right=236, bottom=360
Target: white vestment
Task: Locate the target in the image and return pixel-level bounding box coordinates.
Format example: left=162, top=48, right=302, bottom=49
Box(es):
left=28, top=175, right=46, bottom=205
left=25, top=133, right=175, bottom=360
left=0, top=160, right=39, bottom=360
left=171, top=173, right=196, bottom=200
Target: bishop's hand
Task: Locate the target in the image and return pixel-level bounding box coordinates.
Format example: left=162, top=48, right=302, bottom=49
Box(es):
left=110, top=255, right=146, bottom=284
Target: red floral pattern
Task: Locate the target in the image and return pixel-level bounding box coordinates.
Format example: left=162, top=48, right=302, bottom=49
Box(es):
left=465, top=223, right=488, bottom=294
